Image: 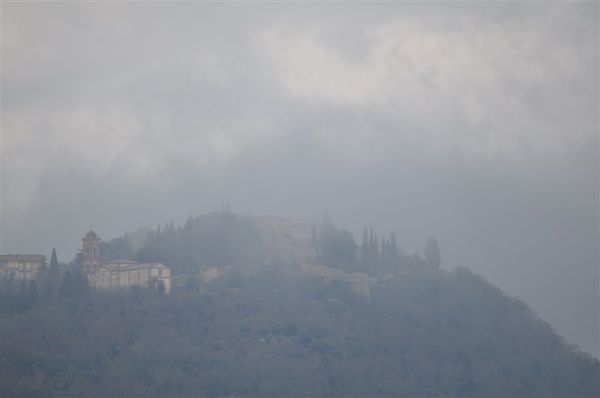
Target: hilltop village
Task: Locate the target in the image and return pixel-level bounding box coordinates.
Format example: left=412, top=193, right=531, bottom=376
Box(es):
left=81, top=231, right=171, bottom=293
left=2, top=211, right=599, bottom=398
left=0, top=231, right=172, bottom=295
left=0, top=212, right=441, bottom=298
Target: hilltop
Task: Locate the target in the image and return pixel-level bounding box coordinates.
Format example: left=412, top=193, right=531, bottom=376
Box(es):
left=99, top=212, right=436, bottom=285
left=0, top=212, right=598, bottom=397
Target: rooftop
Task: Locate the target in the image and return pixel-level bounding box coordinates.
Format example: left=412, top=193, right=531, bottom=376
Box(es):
left=97, top=260, right=169, bottom=272
left=84, top=230, right=99, bottom=240
left=0, top=254, right=46, bottom=263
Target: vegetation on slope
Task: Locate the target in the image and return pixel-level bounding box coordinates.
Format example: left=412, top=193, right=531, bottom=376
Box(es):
left=1, top=263, right=598, bottom=397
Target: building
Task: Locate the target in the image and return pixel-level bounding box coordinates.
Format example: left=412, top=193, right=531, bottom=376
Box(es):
left=89, top=260, right=171, bottom=293
left=82, top=231, right=171, bottom=293
left=0, top=254, right=46, bottom=280
left=82, top=230, right=101, bottom=274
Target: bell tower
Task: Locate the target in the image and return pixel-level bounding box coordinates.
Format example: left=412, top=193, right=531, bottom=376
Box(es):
left=82, top=230, right=101, bottom=274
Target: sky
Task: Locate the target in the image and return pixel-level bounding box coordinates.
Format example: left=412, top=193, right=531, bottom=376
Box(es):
left=1, top=3, right=598, bottom=357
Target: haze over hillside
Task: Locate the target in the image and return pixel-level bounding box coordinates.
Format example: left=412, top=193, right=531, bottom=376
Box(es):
left=1, top=2, right=598, bottom=396
left=1, top=2, right=597, bottom=359
left=1, top=211, right=598, bottom=397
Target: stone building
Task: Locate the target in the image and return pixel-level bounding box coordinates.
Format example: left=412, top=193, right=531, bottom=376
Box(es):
left=0, top=254, right=46, bottom=280
left=82, top=231, right=171, bottom=293
left=82, top=230, right=101, bottom=274
left=89, top=260, right=171, bottom=293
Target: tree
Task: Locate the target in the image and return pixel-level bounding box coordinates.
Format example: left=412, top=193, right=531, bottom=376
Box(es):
left=317, top=217, right=356, bottom=270
left=373, top=231, right=380, bottom=267
left=390, top=233, right=400, bottom=266
left=368, top=229, right=376, bottom=266
left=59, top=271, right=74, bottom=299
left=59, top=270, right=89, bottom=299
left=380, top=238, right=388, bottom=266
left=382, top=237, right=399, bottom=268
left=101, top=236, right=135, bottom=262
left=311, top=224, right=319, bottom=259
left=50, top=248, right=59, bottom=272
left=424, top=237, right=441, bottom=268
left=361, top=228, right=368, bottom=266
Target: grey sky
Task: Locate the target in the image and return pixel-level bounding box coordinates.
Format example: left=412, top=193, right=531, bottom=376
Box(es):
left=1, top=3, right=598, bottom=357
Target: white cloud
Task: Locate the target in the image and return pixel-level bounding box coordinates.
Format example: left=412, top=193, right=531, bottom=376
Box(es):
left=257, top=12, right=596, bottom=162
left=0, top=3, right=597, bottom=356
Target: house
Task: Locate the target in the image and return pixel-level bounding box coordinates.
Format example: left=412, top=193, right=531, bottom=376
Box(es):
left=0, top=254, right=46, bottom=280
left=82, top=231, right=171, bottom=293
left=89, top=260, right=171, bottom=293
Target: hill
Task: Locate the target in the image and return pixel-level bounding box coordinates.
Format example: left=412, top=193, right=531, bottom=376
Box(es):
left=1, top=213, right=598, bottom=397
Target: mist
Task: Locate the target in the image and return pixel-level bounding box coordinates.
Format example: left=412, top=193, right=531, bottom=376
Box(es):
left=1, top=2, right=598, bottom=393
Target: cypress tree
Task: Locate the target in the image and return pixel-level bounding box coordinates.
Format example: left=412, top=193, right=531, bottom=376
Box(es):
left=311, top=224, right=319, bottom=259
left=368, top=229, right=375, bottom=266
left=374, top=232, right=380, bottom=266
left=50, top=248, right=59, bottom=272
left=381, top=238, right=388, bottom=267
left=390, top=232, right=400, bottom=266
left=46, top=247, right=61, bottom=300
left=424, top=237, right=441, bottom=268
left=361, top=228, right=368, bottom=265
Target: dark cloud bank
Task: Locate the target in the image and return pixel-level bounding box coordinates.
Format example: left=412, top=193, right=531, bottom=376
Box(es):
left=1, top=3, right=598, bottom=357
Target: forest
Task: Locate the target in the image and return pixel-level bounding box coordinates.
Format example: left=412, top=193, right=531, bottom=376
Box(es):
left=0, top=213, right=598, bottom=397
left=96, top=212, right=440, bottom=276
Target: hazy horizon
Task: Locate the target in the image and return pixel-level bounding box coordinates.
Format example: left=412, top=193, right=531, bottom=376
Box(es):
left=1, top=2, right=598, bottom=360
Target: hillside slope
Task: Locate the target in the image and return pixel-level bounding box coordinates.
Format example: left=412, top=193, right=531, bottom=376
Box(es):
left=1, top=264, right=598, bottom=397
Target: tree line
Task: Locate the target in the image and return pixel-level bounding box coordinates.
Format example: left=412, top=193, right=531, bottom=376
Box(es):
left=314, top=216, right=441, bottom=274
left=1, top=263, right=598, bottom=397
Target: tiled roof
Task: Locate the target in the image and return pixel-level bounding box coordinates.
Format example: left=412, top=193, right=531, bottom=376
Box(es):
left=96, top=260, right=169, bottom=272
left=105, top=260, right=139, bottom=265
left=0, top=254, right=46, bottom=263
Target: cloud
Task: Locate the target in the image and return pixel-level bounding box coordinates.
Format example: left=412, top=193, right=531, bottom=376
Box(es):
left=257, top=11, right=597, bottom=163
left=0, top=2, right=598, bottom=356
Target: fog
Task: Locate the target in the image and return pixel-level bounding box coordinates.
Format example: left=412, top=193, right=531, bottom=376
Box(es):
left=1, top=1, right=598, bottom=364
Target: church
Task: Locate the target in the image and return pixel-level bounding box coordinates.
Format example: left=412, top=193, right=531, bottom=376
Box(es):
left=82, top=231, right=172, bottom=293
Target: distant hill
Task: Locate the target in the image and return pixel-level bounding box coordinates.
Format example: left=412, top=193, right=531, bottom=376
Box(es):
left=2, top=212, right=597, bottom=397
left=102, top=212, right=433, bottom=281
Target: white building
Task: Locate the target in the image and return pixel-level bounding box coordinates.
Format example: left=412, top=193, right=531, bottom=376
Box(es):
left=89, top=260, right=171, bottom=293
left=82, top=231, right=172, bottom=293
left=0, top=254, right=46, bottom=280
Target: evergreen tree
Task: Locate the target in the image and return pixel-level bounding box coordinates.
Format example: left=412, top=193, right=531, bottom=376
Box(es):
left=390, top=232, right=400, bottom=266
left=424, top=237, right=441, bottom=268
left=50, top=248, right=59, bottom=272
left=368, top=229, right=375, bottom=266
left=59, top=271, right=88, bottom=299
left=361, top=228, right=368, bottom=265
left=47, top=248, right=62, bottom=300
left=374, top=232, right=380, bottom=266
left=317, top=216, right=356, bottom=269
left=380, top=238, right=389, bottom=266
